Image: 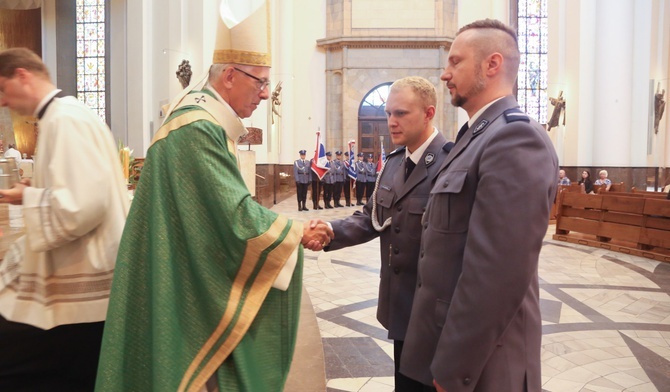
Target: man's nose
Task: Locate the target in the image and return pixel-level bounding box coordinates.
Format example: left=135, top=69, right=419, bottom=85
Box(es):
left=440, top=69, right=450, bottom=81
left=259, top=86, right=270, bottom=100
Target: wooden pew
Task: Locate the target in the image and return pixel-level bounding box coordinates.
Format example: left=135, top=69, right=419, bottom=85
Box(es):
left=553, top=192, right=670, bottom=262
left=595, top=181, right=625, bottom=194
left=550, top=184, right=583, bottom=221
left=630, top=187, right=669, bottom=198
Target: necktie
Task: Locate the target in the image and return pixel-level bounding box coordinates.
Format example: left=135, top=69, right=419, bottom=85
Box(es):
left=405, top=157, right=416, bottom=181
left=455, top=122, right=469, bottom=143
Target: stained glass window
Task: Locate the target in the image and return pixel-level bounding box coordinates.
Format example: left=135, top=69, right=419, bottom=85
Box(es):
left=517, top=0, right=548, bottom=124
left=76, top=0, right=106, bottom=123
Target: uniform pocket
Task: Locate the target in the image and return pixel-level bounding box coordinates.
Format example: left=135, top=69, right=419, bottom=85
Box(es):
left=375, top=187, right=394, bottom=209
left=428, top=169, right=469, bottom=233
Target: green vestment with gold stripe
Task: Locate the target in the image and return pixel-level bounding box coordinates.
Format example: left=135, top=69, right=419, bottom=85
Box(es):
left=95, top=90, right=303, bottom=392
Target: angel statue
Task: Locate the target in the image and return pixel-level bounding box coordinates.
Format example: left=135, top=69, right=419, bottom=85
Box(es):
left=547, top=90, right=566, bottom=132
left=271, top=81, right=283, bottom=124
left=654, top=83, right=666, bottom=134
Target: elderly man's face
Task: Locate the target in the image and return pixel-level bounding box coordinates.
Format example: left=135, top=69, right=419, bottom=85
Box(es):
left=559, top=170, right=565, bottom=179
left=226, top=65, right=271, bottom=119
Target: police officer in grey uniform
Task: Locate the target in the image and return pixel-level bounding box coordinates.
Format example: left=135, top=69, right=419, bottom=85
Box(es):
left=333, top=151, right=346, bottom=207
left=354, top=152, right=367, bottom=205
left=342, top=151, right=353, bottom=206
left=364, top=154, right=376, bottom=202
left=321, top=151, right=336, bottom=208
left=293, top=150, right=311, bottom=211
left=322, top=77, right=450, bottom=391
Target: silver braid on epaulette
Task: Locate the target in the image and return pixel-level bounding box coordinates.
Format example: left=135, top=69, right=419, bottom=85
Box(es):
left=371, top=159, right=392, bottom=232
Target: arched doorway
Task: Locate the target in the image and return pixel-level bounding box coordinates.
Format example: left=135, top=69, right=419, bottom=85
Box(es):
left=358, top=83, right=396, bottom=160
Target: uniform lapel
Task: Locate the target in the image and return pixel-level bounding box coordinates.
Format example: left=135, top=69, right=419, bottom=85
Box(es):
left=396, top=133, right=447, bottom=201
left=436, top=96, right=518, bottom=174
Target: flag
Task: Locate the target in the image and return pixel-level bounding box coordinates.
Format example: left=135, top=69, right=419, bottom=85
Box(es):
left=311, top=132, right=328, bottom=180
left=346, top=140, right=356, bottom=180
left=376, top=142, right=386, bottom=173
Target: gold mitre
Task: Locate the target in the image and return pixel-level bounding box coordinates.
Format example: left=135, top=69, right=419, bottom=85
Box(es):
left=214, top=0, right=271, bottom=66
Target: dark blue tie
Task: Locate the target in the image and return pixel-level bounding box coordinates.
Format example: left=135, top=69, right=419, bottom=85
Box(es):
left=405, top=157, right=416, bottom=181
left=455, top=122, right=469, bottom=143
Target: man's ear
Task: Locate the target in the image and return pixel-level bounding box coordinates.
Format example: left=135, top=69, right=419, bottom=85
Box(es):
left=220, top=66, right=236, bottom=88
left=425, top=105, right=436, bottom=121
left=485, top=53, right=503, bottom=76
left=13, top=68, right=30, bottom=82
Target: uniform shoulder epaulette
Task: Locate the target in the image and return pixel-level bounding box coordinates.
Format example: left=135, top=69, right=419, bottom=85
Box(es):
left=504, top=108, right=530, bottom=123
left=386, top=146, right=406, bottom=159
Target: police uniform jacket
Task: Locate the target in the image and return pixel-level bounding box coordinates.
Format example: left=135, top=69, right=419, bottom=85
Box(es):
left=293, top=158, right=311, bottom=184
left=365, top=161, right=377, bottom=182
left=322, top=161, right=336, bottom=184
left=326, top=132, right=448, bottom=340
left=355, top=161, right=367, bottom=182
left=400, top=96, right=558, bottom=391
left=333, top=159, right=346, bottom=182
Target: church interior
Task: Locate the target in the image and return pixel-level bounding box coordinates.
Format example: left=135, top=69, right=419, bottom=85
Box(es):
left=1, top=0, right=670, bottom=391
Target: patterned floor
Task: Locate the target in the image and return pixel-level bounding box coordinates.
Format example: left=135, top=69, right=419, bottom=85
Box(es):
left=271, top=196, right=670, bottom=392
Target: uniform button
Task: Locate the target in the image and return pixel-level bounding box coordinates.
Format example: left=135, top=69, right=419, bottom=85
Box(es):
left=417, top=281, right=422, bottom=288
left=394, top=226, right=400, bottom=233
left=394, top=268, right=400, bottom=274
left=463, top=377, right=471, bottom=385
left=420, top=251, right=424, bottom=257
left=380, top=198, right=384, bottom=203
left=443, top=181, right=449, bottom=187
left=393, top=247, right=399, bottom=255
left=397, top=204, right=403, bottom=211
left=424, top=223, right=428, bottom=229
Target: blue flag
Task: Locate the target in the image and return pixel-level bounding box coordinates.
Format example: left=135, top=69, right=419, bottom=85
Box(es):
left=346, top=140, right=356, bottom=180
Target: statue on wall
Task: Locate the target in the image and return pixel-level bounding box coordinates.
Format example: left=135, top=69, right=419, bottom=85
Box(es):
left=175, top=59, right=192, bottom=89
left=547, top=90, right=566, bottom=132
left=654, top=83, right=666, bottom=134
left=271, top=81, right=282, bottom=124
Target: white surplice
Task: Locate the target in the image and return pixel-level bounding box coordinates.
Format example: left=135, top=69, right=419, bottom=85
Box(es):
left=0, top=96, right=130, bottom=329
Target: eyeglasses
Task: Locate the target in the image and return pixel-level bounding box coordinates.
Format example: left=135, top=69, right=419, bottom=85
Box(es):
left=233, top=67, right=271, bottom=91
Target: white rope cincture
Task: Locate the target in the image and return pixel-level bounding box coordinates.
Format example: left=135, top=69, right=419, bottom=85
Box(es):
left=370, top=157, right=394, bottom=232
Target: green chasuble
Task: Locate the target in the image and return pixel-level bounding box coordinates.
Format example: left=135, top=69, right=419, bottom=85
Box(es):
left=96, top=90, right=304, bottom=392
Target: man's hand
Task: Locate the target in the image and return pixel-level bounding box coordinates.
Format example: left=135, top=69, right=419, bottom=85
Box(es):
left=302, top=219, right=334, bottom=251
left=0, top=181, right=28, bottom=205
left=433, top=379, right=447, bottom=392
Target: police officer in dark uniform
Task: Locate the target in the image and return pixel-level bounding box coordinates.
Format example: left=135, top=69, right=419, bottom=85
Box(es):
left=293, top=150, right=311, bottom=211
left=321, top=76, right=450, bottom=391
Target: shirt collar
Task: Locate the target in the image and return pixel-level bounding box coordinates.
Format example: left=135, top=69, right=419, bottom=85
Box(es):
left=467, top=96, right=505, bottom=128
left=406, top=127, right=438, bottom=164
left=33, top=89, right=62, bottom=118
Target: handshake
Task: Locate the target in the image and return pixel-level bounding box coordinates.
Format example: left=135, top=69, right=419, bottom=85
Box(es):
left=300, top=219, right=334, bottom=251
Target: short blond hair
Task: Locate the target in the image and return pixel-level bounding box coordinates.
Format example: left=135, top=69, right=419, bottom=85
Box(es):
left=599, top=170, right=608, bottom=177
left=389, top=76, right=437, bottom=109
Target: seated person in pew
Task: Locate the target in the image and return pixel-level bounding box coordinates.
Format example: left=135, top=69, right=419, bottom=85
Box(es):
left=578, top=170, right=594, bottom=194
left=594, top=169, right=612, bottom=192
left=558, top=169, right=571, bottom=185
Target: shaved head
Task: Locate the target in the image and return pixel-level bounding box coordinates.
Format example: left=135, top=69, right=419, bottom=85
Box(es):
left=457, top=19, right=520, bottom=83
